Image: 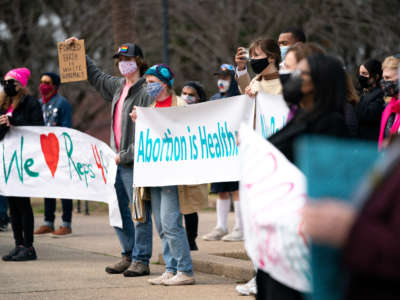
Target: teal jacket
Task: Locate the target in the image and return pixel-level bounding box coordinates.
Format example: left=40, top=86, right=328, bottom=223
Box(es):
left=86, top=56, right=153, bottom=166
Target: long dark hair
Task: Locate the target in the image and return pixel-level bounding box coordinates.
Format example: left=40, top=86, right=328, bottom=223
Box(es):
left=304, top=54, right=347, bottom=121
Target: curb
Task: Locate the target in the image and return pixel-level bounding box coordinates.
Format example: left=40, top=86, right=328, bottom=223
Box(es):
left=158, top=251, right=254, bottom=282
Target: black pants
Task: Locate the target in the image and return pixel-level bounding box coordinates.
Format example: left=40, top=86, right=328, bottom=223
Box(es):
left=184, top=212, right=198, bottom=245
left=8, top=197, right=34, bottom=247
left=256, top=269, right=304, bottom=300
left=44, top=198, right=73, bottom=223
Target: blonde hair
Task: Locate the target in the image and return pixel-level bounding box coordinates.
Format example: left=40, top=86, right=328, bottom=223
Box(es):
left=382, top=56, right=400, bottom=71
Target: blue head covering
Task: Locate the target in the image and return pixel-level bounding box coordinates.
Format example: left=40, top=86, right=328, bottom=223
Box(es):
left=144, top=64, right=175, bottom=87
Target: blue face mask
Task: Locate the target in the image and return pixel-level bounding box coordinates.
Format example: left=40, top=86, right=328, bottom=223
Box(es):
left=280, top=46, right=290, bottom=61
left=146, top=82, right=164, bottom=98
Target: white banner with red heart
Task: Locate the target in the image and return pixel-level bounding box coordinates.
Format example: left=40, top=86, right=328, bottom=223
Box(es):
left=0, top=126, right=121, bottom=227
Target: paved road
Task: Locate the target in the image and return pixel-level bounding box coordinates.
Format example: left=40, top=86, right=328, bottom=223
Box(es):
left=0, top=212, right=249, bottom=300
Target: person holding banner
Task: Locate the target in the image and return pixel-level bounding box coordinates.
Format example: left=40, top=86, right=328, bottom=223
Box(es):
left=0, top=67, right=44, bottom=261
left=235, top=37, right=282, bottom=97
left=34, top=72, right=74, bottom=237
left=204, top=64, right=244, bottom=243
left=64, top=37, right=153, bottom=277
left=179, top=81, right=208, bottom=251
left=131, top=64, right=204, bottom=286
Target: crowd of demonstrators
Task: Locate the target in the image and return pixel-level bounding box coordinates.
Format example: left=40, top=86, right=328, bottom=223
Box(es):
left=203, top=64, right=244, bottom=243
left=179, top=81, right=208, bottom=251
left=65, top=37, right=154, bottom=277
left=34, top=72, right=74, bottom=237
left=0, top=68, right=44, bottom=261
left=1, top=23, right=399, bottom=298
left=130, top=64, right=207, bottom=285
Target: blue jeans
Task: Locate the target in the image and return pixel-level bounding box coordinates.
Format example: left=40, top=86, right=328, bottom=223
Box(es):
left=0, top=195, right=9, bottom=224
left=114, top=165, right=152, bottom=264
left=151, top=186, right=193, bottom=275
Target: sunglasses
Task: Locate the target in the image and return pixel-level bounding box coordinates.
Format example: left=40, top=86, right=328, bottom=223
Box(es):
left=1, top=79, right=16, bottom=86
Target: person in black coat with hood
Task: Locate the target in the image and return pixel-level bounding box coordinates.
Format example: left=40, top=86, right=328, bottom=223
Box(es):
left=0, top=67, right=44, bottom=262
left=356, top=59, right=385, bottom=141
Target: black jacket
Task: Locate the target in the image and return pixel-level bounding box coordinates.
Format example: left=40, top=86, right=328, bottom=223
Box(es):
left=356, top=87, right=385, bottom=141
left=0, top=95, right=44, bottom=140
left=269, top=111, right=349, bottom=164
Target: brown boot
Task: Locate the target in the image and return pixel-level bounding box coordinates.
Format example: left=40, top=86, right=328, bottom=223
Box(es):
left=123, top=261, right=150, bottom=277
left=105, top=256, right=132, bottom=274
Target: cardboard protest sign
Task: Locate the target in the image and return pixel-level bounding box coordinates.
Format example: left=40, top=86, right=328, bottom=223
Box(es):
left=57, top=39, right=87, bottom=83
left=255, top=93, right=289, bottom=138
left=0, top=126, right=121, bottom=227
left=133, top=95, right=255, bottom=186
left=239, top=124, right=311, bottom=292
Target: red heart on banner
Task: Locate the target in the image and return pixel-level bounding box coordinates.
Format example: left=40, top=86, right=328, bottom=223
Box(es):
left=40, top=133, right=60, bottom=178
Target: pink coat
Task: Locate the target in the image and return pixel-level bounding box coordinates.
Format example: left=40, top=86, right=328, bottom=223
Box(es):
left=378, top=97, right=400, bottom=149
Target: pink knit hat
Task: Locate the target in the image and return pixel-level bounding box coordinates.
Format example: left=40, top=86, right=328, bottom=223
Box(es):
left=5, top=67, right=31, bottom=88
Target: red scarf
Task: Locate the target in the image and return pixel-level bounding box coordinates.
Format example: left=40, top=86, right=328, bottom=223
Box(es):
left=42, top=90, right=57, bottom=104
left=155, top=95, right=172, bottom=108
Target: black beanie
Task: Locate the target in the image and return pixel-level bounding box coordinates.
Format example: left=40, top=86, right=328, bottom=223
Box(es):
left=364, top=59, right=382, bottom=79
left=41, top=72, right=61, bottom=88
left=183, top=81, right=207, bottom=102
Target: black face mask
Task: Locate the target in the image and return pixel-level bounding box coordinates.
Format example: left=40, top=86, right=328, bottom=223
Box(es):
left=250, top=57, right=269, bottom=74
left=279, top=72, right=291, bottom=86
left=358, top=75, right=369, bottom=89
left=381, top=80, right=399, bottom=97
left=283, top=75, right=304, bottom=105
left=2, top=79, right=18, bottom=97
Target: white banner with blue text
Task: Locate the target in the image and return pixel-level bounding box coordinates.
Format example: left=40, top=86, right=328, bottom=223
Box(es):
left=255, top=93, right=289, bottom=138
left=133, top=95, right=255, bottom=186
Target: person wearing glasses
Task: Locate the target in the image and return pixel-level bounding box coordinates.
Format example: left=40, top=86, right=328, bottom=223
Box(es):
left=34, top=72, right=74, bottom=237
left=0, top=68, right=44, bottom=261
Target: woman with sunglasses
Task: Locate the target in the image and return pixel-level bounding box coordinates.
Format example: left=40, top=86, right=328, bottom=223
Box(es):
left=0, top=68, right=44, bottom=261
left=130, top=64, right=197, bottom=286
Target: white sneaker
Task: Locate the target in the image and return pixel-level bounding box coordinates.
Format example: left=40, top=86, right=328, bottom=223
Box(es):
left=222, top=227, right=244, bottom=242
left=162, top=271, right=195, bottom=286
left=202, top=227, right=228, bottom=241
left=148, top=271, right=175, bottom=285
left=236, top=277, right=257, bottom=296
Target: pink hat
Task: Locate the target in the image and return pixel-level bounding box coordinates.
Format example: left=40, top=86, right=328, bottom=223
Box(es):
left=5, top=67, right=31, bottom=88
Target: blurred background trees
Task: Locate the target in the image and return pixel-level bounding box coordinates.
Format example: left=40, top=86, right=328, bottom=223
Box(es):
left=0, top=0, right=399, bottom=141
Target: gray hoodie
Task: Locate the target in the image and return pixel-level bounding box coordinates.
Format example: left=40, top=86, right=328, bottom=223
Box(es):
left=86, top=56, right=153, bottom=166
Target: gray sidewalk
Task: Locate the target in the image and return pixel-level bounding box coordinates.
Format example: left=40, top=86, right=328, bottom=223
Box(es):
left=0, top=211, right=254, bottom=300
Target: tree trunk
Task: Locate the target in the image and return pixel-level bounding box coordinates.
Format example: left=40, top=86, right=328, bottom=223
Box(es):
left=111, top=0, right=136, bottom=48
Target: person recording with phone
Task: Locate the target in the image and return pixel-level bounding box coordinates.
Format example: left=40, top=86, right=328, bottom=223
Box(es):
left=234, top=37, right=282, bottom=97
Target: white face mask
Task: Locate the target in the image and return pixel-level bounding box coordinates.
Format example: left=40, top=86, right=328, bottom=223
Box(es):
left=217, top=79, right=230, bottom=93
left=181, top=94, right=197, bottom=104
left=119, top=61, right=138, bottom=76
left=280, top=46, right=290, bottom=61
